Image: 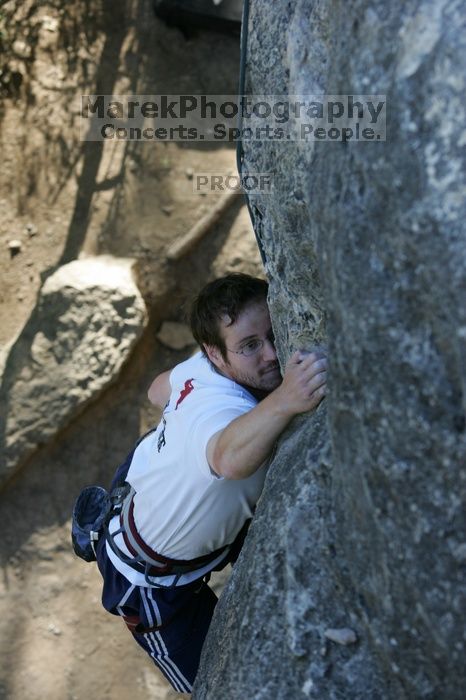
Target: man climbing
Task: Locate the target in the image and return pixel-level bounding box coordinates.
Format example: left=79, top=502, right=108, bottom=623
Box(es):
left=95, top=273, right=327, bottom=693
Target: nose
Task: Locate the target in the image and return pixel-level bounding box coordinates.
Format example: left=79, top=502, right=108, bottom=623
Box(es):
left=262, top=338, right=277, bottom=361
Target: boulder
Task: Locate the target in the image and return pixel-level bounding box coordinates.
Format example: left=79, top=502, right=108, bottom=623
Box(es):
left=0, top=256, right=147, bottom=485
left=194, top=1, right=466, bottom=698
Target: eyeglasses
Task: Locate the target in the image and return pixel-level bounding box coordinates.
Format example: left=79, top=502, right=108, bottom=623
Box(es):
left=226, top=334, right=275, bottom=357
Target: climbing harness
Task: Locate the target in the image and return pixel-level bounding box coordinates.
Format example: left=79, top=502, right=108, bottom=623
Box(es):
left=110, top=485, right=228, bottom=581
left=72, top=480, right=229, bottom=585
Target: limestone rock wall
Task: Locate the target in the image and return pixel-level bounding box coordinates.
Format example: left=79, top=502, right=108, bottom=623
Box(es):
left=194, top=1, right=466, bottom=698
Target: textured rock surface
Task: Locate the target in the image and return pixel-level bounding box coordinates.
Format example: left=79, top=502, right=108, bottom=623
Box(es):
left=0, top=256, right=147, bottom=484
left=194, top=1, right=466, bottom=698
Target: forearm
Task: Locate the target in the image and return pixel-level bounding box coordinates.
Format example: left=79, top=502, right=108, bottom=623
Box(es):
left=210, top=391, right=293, bottom=479
left=209, top=351, right=327, bottom=479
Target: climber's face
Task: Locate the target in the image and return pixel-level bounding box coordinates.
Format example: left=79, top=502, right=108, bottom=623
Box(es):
left=205, top=300, right=282, bottom=394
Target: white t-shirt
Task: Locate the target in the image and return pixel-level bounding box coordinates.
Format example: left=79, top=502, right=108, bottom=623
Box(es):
left=106, top=351, right=268, bottom=587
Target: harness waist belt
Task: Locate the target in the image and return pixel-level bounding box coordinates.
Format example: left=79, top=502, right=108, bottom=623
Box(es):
left=119, top=487, right=228, bottom=577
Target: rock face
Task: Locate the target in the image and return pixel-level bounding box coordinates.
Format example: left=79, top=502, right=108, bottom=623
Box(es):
left=194, top=1, right=466, bottom=698
left=0, top=256, right=147, bottom=485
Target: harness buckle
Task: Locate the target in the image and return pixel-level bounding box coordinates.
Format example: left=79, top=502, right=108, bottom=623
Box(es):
left=109, top=483, right=131, bottom=514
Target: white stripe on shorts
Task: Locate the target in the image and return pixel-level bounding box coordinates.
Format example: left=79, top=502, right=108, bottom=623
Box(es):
left=141, top=588, right=193, bottom=692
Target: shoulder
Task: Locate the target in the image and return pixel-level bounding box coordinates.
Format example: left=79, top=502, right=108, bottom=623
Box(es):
left=172, top=350, right=209, bottom=378
left=171, top=351, right=229, bottom=389
left=147, top=353, right=207, bottom=408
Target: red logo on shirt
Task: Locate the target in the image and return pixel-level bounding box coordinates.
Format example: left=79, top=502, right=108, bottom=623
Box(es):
left=175, top=379, right=194, bottom=410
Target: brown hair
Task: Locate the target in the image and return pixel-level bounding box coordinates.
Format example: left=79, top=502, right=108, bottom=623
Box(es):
left=190, top=273, right=269, bottom=360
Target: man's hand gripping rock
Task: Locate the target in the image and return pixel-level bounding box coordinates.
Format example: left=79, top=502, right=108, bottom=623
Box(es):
left=275, top=350, right=327, bottom=418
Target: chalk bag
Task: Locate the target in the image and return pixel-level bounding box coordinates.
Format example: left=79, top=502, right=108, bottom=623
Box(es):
left=71, top=486, right=111, bottom=562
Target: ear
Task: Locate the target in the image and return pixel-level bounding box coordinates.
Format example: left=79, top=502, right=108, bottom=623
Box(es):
left=204, top=344, right=225, bottom=370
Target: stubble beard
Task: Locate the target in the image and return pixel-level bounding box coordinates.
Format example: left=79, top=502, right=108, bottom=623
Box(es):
left=228, top=363, right=282, bottom=394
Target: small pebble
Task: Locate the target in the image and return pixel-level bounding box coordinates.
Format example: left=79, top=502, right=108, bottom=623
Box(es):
left=324, top=627, right=358, bottom=646
left=26, top=222, right=38, bottom=236
left=161, top=205, right=174, bottom=215
left=8, top=240, right=22, bottom=256
left=185, top=167, right=194, bottom=180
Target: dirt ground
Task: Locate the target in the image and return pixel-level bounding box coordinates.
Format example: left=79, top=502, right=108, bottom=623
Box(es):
left=0, top=3, right=262, bottom=698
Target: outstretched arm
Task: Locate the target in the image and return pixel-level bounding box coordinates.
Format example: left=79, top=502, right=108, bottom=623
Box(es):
left=207, top=351, right=327, bottom=480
